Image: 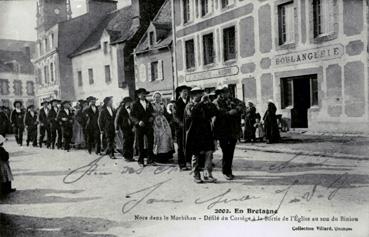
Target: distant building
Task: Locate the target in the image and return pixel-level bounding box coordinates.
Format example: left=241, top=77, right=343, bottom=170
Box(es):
left=134, top=0, right=174, bottom=100
left=70, top=0, right=166, bottom=106
left=33, top=0, right=118, bottom=105
left=173, top=0, right=369, bottom=133
left=0, top=47, right=36, bottom=109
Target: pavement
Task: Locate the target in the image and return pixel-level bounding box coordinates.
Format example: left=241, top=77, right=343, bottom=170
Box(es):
left=0, top=134, right=369, bottom=237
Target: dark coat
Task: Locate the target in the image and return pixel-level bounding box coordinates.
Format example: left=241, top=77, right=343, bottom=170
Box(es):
left=24, top=111, right=38, bottom=129
left=263, top=103, right=280, bottom=142
left=130, top=100, right=154, bottom=128
left=48, top=107, right=59, bottom=127
left=84, top=106, right=99, bottom=132
left=10, top=109, right=25, bottom=128
left=39, top=108, right=49, bottom=126
left=98, top=106, right=115, bottom=137
left=173, top=98, right=187, bottom=128
left=185, top=101, right=217, bottom=155
left=57, top=109, right=74, bottom=128
left=244, top=106, right=257, bottom=140
left=0, top=111, right=9, bottom=135
left=115, top=106, right=133, bottom=132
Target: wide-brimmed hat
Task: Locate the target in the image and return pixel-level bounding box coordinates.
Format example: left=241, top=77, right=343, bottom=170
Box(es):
left=86, top=96, right=98, bottom=102
left=78, top=99, right=87, bottom=104
left=215, top=85, right=229, bottom=94
left=103, top=96, right=113, bottom=104
left=175, top=85, right=192, bottom=93
left=122, top=97, right=133, bottom=104
left=40, top=101, right=49, bottom=106
left=62, top=100, right=71, bottom=106
left=190, top=86, right=204, bottom=94
left=135, top=88, right=150, bottom=95
left=50, top=99, right=61, bottom=104
left=0, top=135, right=6, bottom=144
left=27, top=104, right=35, bottom=109
left=13, top=100, right=23, bottom=107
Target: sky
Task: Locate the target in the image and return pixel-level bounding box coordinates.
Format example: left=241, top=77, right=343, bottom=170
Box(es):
left=0, top=0, right=131, bottom=41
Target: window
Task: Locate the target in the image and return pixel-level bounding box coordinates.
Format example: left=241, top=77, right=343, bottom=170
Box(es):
left=37, top=68, right=43, bottom=85
left=77, top=71, right=83, bottom=86
left=88, top=68, right=94, bottom=84
left=221, top=0, right=234, bottom=8
left=310, top=77, right=318, bottom=106
left=201, top=0, right=209, bottom=16
left=278, top=2, right=295, bottom=45
left=203, top=33, right=214, bottom=65
left=313, top=0, right=334, bottom=37
left=185, top=39, right=195, bottom=69
left=0, top=79, right=10, bottom=95
left=183, top=0, right=191, bottom=23
left=223, top=26, right=236, bottom=61
left=103, top=41, right=109, bottom=54
left=50, top=63, right=54, bottom=82
left=105, top=65, right=111, bottom=83
left=13, top=80, right=22, bottom=96
left=38, top=41, right=43, bottom=56
left=282, top=78, right=293, bottom=108
left=149, top=32, right=155, bottom=46
left=44, top=65, right=49, bottom=84
left=150, top=61, right=159, bottom=81
left=44, top=38, right=49, bottom=52
left=50, top=33, right=54, bottom=49
left=26, top=81, right=35, bottom=96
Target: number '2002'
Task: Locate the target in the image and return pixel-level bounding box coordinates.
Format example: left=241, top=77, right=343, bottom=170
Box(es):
left=214, top=209, right=231, bottom=214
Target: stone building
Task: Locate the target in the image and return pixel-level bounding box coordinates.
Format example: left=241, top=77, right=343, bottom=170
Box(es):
left=134, top=0, right=174, bottom=100
left=173, top=0, right=369, bottom=133
left=33, top=0, right=119, bottom=105
left=0, top=41, right=36, bottom=109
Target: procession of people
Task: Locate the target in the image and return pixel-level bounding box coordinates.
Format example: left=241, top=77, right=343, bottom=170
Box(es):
left=0, top=85, right=281, bottom=189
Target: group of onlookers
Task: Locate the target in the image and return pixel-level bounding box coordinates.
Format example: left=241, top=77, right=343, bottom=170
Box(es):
left=0, top=85, right=281, bottom=188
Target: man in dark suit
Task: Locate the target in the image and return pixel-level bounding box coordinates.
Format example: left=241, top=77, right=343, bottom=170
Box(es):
left=98, top=96, right=116, bottom=159
left=130, top=88, right=155, bottom=167
left=115, top=97, right=134, bottom=161
left=84, top=96, right=101, bottom=155
left=0, top=106, right=10, bottom=137
left=57, top=101, right=74, bottom=152
left=10, top=101, right=25, bottom=146
left=38, top=101, right=50, bottom=148
left=48, top=99, right=62, bottom=149
left=173, top=85, right=191, bottom=170
left=24, top=105, right=38, bottom=147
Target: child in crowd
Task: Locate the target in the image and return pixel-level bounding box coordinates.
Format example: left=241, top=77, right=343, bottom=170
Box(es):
left=254, top=114, right=264, bottom=142
left=0, top=135, right=15, bottom=195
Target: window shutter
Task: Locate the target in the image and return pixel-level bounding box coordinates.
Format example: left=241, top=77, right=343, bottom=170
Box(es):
left=327, top=0, right=335, bottom=33
left=147, top=63, right=152, bottom=82
left=286, top=4, right=295, bottom=43
left=158, top=60, right=164, bottom=80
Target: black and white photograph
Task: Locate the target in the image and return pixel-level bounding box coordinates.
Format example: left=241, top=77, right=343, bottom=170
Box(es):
left=0, top=0, right=369, bottom=236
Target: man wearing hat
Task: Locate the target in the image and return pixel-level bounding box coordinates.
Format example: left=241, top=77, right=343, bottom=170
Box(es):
left=98, top=96, right=116, bottom=159
left=130, top=88, right=155, bottom=166
left=39, top=101, right=50, bottom=148
left=24, top=105, right=38, bottom=147
left=115, top=97, right=134, bottom=161
left=57, top=101, right=74, bottom=151
left=173, top=85, right=191, bottom=170
left=213, top=85, right=246, bottom=180
left=48, top=99, right=62, bottom=149
left=84, top=96, right=101, bottom=155
left=0, top=106, right=10, bottom=137
left=10, top=101, right=25, bottom=146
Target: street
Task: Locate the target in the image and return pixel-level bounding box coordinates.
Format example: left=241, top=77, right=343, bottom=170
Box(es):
left=1, top=135, right=369, bottom=237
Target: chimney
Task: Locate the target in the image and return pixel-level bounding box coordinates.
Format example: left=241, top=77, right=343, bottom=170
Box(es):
left=131, top=0, right=165, bottom=28
left=131, top=0, right=141, bottom=28
left=87, top=0, right=117, bottom=17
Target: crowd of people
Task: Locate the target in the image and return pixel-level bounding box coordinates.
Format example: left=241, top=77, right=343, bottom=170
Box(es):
left=0, top=85, right=281, bottom=191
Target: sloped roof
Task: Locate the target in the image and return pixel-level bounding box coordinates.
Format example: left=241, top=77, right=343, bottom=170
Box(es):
left=0, top=50, right=34, bottom=74
left=135, top=0, right=172, bottom=54
left=70, top=5, right=135, bottom=57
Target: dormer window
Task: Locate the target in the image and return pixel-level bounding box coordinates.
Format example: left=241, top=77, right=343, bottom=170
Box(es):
left=103, top=41, right=109, bottom=54
left=149, top=31, right=155, bottom=47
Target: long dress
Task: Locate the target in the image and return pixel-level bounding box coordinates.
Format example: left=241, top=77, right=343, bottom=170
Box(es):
left=0, top=147, right=13, bottom=184
left=263, top=103, right=280, bottom=143
left=72, top=109, right=85, bottom=148
left=152, top=102, right=174, bottom=162
left=244, top=106, right=257, bottom=142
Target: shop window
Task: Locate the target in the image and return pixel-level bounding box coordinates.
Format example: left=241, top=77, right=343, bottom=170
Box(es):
left=185, top=39, right=196, bottom=69
left=78, top=71, right=83, bottom=86
left=310, top=77, right=318, bottom=106
left=13, top=80, right=22, bottom=96
left=183, top=0, right=192, bottom=23
left=105, top=65, right=111, bottom=83
left=228, top=84, right=236, bottom=98
left=26, top=81, right=35, bottom=96
left=223, top=26, right=236, bottom=61
left=281, top=78, right=293, bottom=108
left=313, top=0, right=334, bottom=37
left=88, top=68, right=94, bottom=85
left=203, top=33, right=215, bottom=65
left=278, top=2, right=295, bottom=45
left=0, top=79, right=10, bottom=95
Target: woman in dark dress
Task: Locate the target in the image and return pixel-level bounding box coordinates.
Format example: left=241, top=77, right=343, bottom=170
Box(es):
left=0, top=135, right=15, bottom=195
left=244, top=102, right=257, bottom=142
left=263, top=101, right=280, bottom=144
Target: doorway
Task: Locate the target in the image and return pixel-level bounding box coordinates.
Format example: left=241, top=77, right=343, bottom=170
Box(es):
left=281, top=75, right=318, bottom=128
